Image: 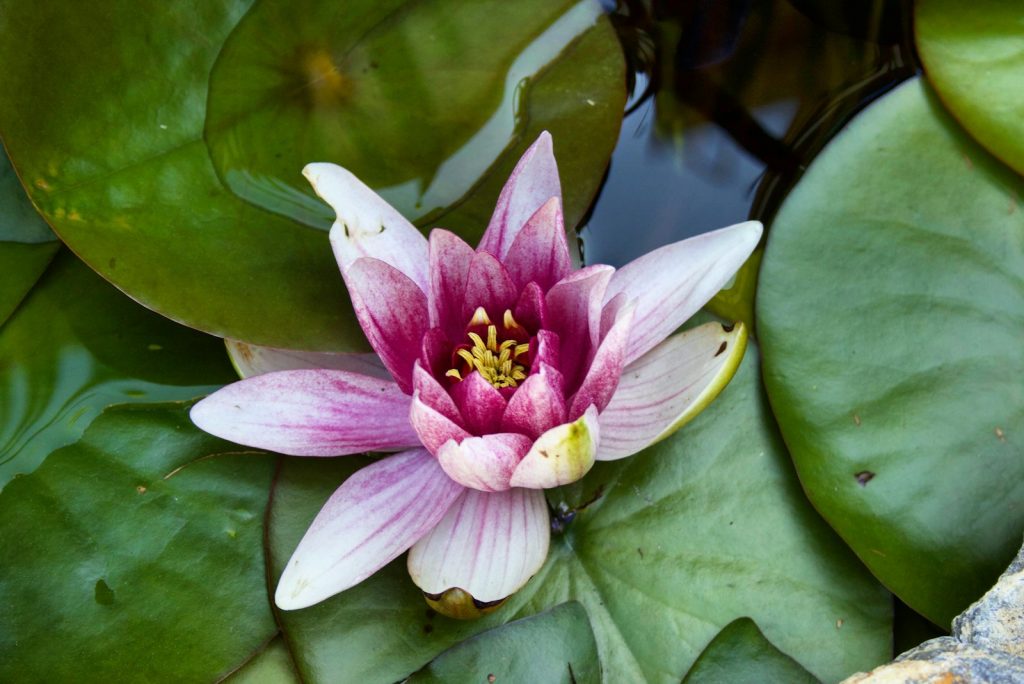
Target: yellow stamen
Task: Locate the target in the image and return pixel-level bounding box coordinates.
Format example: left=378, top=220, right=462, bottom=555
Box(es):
left=470, top=306, right=491, bottom=326
left=449, top=318, right=530, bottom=389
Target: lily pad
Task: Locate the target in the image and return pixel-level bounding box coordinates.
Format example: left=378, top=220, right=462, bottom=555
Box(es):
left=407, top=602, right=600, bottom=684
left=0, top=0, right=624, bottom=351
left=757, top=77, right=1024, bottom=627
left=916, top=0, right=1024, bottom=177
left=0, top=146, right=57, bottom=326
left=267, top=344, right=891, bottom=682
left=225, top=637, right=300, bottom=684
left=0, top=402, right=277, bottom=682
left=0, top=252, right=237, bottom=489
left=681, top=618, right=819, bottom=684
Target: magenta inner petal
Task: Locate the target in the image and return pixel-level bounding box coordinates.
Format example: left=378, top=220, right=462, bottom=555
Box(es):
left=450, top=371, right=509, bottom=435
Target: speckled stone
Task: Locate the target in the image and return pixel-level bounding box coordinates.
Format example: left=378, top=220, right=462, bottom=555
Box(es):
left=842, top=537, right=1024, bottom=684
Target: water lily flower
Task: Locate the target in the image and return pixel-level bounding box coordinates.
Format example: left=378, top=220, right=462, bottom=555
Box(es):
left=191, top=132, right=762, bottom=618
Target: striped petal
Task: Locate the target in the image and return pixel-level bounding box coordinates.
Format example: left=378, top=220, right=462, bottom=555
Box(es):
left=596, top=321, right=748, bottom=461
left=604, top=220, right=762, bottom=365
left=568, top=300, right=635, bottom=420
left=501, top=365, right=567, bottom=439
left=509, top=406, right=599, bottom=489
left=190, top=370, right=418, bottom=456
left=428, top=229, right=475, bottom=335
left=304, top=162, right=429, bottom=291
left=478, top=131, right=562, bottom=259
left=346, top=257, right=429, bottom=394
left=225, top=340, right=388, bottom=379
left=503, top=196, right=571, bottom=291
left=450, top=371, right=508, bottom=435
left=410, top=392, right=471, bottom=455
left=408, top=487, right=550, bottom=605
left=462, top=251, right=518, bottom=323
left=545, top=265, right=614, bottom=387
left=275, top=449, right=464, bottom=610
left=437, top=433, right=533, bottom=492
left=413, top=362, right=463, bottom=426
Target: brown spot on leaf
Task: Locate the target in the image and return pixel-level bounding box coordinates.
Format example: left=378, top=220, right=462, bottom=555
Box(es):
left=637, top=547, right=644, bottom=559
left=487, top=675, right=496, bottom=683
left=853, top=413, right=862, bottom=426
left=836, top=618, right=844, bottom=629
left=722, top=322, right=735, bottom=333
left=996, top=427, right=1006, bottom=442
left=855, top=471, right=875, bottom=486
left=136, top=485, right=147, bottom=494
left=715, top=341, right=728, bottom=357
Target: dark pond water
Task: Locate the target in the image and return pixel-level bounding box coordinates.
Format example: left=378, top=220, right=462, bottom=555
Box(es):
left=582, top=0, right=917, bottom=267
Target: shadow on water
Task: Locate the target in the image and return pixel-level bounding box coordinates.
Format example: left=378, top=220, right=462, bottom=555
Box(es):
left=581, top=0, right=918, bottom=268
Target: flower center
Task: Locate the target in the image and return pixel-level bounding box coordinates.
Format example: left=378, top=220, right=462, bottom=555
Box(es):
left=446, top=307, right=530, bottom=389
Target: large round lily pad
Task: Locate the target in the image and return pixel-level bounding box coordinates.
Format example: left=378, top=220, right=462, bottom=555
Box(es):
left=267, top=345, right=891, bottom=683
left=0, top=252, right=236, bottom=489
left=0, top=0, right=624, bottom=351
left=0, top=402, right=277, bottom=682
left=758, top=76, right=1024, bottom=627
left=916, top=0, right=1024, bottom=178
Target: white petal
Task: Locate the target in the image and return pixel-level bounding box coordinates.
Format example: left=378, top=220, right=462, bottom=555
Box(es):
left=605, top=221, right=761, bottom=364
left=596, top=321, right=748, bottom=461
left=408, top=488, right=550, bottom=603
left=303, top=162, right=429, bottom=291
left=509, top=406, right=599, bottom=489
left=275, top=449, right=465, bottom=610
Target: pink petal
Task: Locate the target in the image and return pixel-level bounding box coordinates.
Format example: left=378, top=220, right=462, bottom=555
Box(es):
left=462, top=251, right=518, bottom=322
left=225, top=340, right=389, bottom=380
left=450, top=371, right=508, bottom=435
left=410, top=392, right=471, bottom=455
left=501, top=366, right=567, bottom=439
left=514, top=282, right=548, bottom=332
left=347, top=257, right=429, bottom=394
left=477, top=132, right=562, bottom=260
left=545, top=265, right=614, bottom=388
left=275, top=449, right=465, bottom=610
left=604, top=220, right=762, bottom=365
left=428, top=229, right=475, bottom=335
left=420, top=328, right=453, bottom=378
left=304, top=163, right=429, bottom=292
left=531, top=330, right=561, bottom=374
left=190, top=370, right=418, bottom=456
left=408, top=487, right=550, bottom=602
left=509, top=406, right=599, bottom=489
left=503, top=197, right=571, bottom=291
left=567, top=301, right=636, bottom=420
left=597, top=321, right=748, bottom=461
left=436, top=433, right=533, bottom=492
left=413, top=362, right=463, bottom=426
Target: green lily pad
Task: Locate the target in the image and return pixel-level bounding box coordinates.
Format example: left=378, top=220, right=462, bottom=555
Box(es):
left=268, top=345, right=891, bottom=682
left=0, top=0, right=624, bottom=351
left=407, top=602, right=599, bottom=684
left=681, top=618, right=819, bottom=684
left=225, top=637, right=300, bottom=684
left=0, top=146, right=58, bottom=327
left=0, top=251, right=237, bottom=489
left=0, top=402, right=277, bottom=682
left=916, top=0, right=1024, bottom=178
left=757, top=77, right=1024, bottom=627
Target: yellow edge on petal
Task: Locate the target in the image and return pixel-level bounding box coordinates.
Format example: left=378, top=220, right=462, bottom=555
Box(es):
left=423, top=588, right=507, bottom=620
left=649, top=321, right=748, bottom=446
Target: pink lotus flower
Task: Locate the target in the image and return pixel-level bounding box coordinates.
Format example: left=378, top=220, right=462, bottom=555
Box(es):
left=191, top=133, right=762, bottom=618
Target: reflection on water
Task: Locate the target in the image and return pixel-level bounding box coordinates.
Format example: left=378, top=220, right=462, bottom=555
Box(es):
left=206, top=0, right=609, bottom=229
left=584, top=74, right=796, bottom=266
left=581, top=0, right=916, bottom=267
